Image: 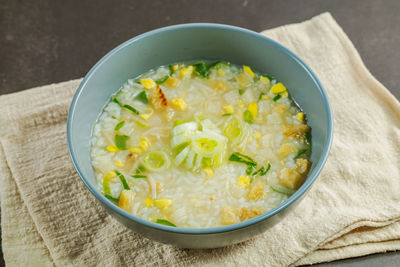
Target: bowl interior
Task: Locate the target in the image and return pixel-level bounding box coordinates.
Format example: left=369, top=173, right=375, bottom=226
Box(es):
left=68, top=24, right=332, bottom=231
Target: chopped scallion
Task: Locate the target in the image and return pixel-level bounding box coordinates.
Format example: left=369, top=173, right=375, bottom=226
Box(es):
left=114, top=121, right=125, bottom=131
left=135, top=165, right=146, bottom=174
left=168, top=64, right=174, bottom=75
left=229, top=152, right=257, bottom=167
left=273, top=94, right=281, bottom=102
left=294, top=148, right=309, bottom=159
left=115, top=134, right=130, bottom=150
left=112, top=96, right=122, bottom=106
left=131, top=174, right=147, bottom=179
left=104, top=193, right=119, bottom=202
left=135, top=120, right=149, bottom=128
left=156, top=75, right=169, bottom=85
left=222, top=113, right=232, bottom=117
left=271, top=184, right=294, bottom=196
left=156, top=219, right=176, bottom=227
left=134, top=91, right=149, bottom=104
left=123, top=104, right=140, bottom=115
left=238, top=89, right=245, bottom=95
left=193, top=62, right=210, bottom=78
left=115, top=170, right=130, bottom=190
left=246, top=166, right=254, bottom=175
left=243, top=110, right=254, bottom=124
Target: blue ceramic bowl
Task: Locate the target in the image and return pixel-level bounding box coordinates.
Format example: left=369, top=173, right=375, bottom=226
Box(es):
left=67, top=23, right=333, bottom=248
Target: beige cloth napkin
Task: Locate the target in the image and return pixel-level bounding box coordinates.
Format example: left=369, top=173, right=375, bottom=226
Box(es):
left=1, top=13, right=400, bottom=266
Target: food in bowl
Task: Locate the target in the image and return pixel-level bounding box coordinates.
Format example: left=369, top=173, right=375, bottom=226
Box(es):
left=90, top=61, right=311, bottom=228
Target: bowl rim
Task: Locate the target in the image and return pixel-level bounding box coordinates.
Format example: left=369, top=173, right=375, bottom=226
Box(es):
left=67, top=23, right=333, bottom=235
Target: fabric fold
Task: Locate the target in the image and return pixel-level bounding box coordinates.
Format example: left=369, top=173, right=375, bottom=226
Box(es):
left=1, top=13, right=399, bottom=266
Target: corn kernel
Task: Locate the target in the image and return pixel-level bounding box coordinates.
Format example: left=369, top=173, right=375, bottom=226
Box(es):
left=139, top=109, right=154, bottom=121
left=236, top=73, right=251, bottom=88
left=204, top=167, right=214, bottom=177
left=153, top=199, right=172, bottom=210
left=238, top=100, right=244, bottom=108
left=223, top=105, right=234, bottom=113
left=115, top=160, right=124, bottom=167
left=171, top=98, right=188, bottom=111
left=107, top=145, right=119, bottom=152
left=281, top=91, right=289, bottom=98
left=129, top=147, right=142, bottom=154
left=145, top=198, right=153, bottom=207
left=248, top=102, right=258, bottom=117
left=270, top=83, right=287, bottom=94
left=259, top=76, right=270, bottom=86
left=253, top=133, right=261, bottom=139
left=296, top=112, right=304, bottom=122
left=217, top=68, right=225, bottom=77
left=172, top=64, right=179, bottom=72
left=180, top=66, right=193, bottom=78
left=243, top=65, right=255, bottom=78
left=164, top=77, right=179, bottom=87
left=140, top=79, right=156, bottom=89
left=118, top=189, right=135, bottom=212
left=214, top=81, right=228, bottom=91
left=237, top=176, right=250, bottom=188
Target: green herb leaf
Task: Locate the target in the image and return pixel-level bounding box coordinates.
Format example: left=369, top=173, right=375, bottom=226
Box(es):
left=112, top=96, right=122, bottom=106
left=123, top=104, right=140, bottom=115
left=270, top=184, right=294, bottom=196
left=168, top=64, right=174, bottom=75
left=273, top=93, right=281, bottom=102
left=238, top=89, right=245, bottom=95
left=294, top=148, right=309, bottom=159
left=115, top=170, right=130, bottom=190
left=104, top=193, right=120, bottom=202
left=135, top=91, right=149, bottom=104
left=131, top=174, right=147, bottom=179
left=209, top=61, right=229, bottom=69
left=229, top=152, right=257, bottom=167
left=135, top=165, right=146, bottom=174
left=222, top=113, right=232, bottom=117
left=156, top=75, right=169, bottom=85
left=156, top=219, right=176, bottom=227
left=115, top=134, right=130, bottom=150
left=193, top=62, right=210, bottom=78
left=304, top=132, right=311, bottom=145
left=243, top=110, right=254, bottom=124
left=114, top=121, right=125, bottom=131
left=246, top=166, right=254, bottom=175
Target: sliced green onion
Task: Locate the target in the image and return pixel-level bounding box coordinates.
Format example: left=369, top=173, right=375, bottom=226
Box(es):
left=229, top=152, right=256, bottom=167
left=261, top=74, right=275, bottom=81
left=104, top=193, right=119, bottom=202
left=156, top=219, right=176, bottom=227
left=173, top=119, right=184, bottom=127
left=112, top=116, right=116, bottom=119
left=304, top=132, right=311, bottom=145
left=209, top=61, right=229, bottom=69
left=134, top=91, right=149, bottom=104
left=273, top=94, right=281, bottom=102
left=131, top=174, right=147, bottom=179
left=114, top=121, right=125, bottom=131
left=103, top=180, right=111, bottom=195
left=115, top=134, right=130, bottom=150
left=271, top=184, right=294, bottom=196
left=252, top=163, right=271, bottom=176
left=193, top=62, right=210, bottom=78
left=135, top=165, right=146, bottom=174
left=135, top=120, right=149, bottom=128
left=222, top=113, right=232, bottom=117
left=168, top=64, right=174, bottom=75
left=258, top=93, right=266, bottom=101
left=294, top=148, right=309, bottom=159
left=246, top=166, right=254, bottom=175
left=142, top=151, right=171, bottom=172
left=156, top=75, right=169, bottom=85
left=123, top=104, right=140, bottom=115
left=238, top=89, right=245, bottom=95
left=115, top=170, right=130, bottom=190
left=243, top=110, right=254, bottom=124
left=112, top=96, right=122, bottom=106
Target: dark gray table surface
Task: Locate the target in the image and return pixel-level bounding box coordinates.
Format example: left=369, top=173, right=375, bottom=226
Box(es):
left=1, top=0, right=399, bottom=266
